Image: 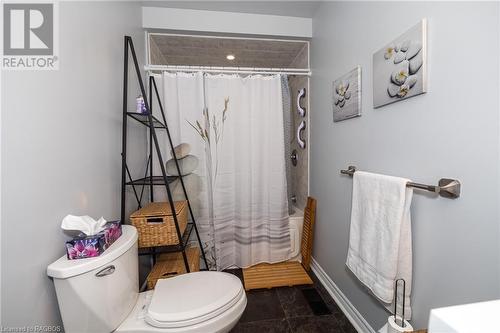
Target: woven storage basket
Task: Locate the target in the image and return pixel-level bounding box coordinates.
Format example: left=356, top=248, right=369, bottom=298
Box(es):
left=130, top=201, right=187, bottom=248
left=146, top=247, right=200, bottom=289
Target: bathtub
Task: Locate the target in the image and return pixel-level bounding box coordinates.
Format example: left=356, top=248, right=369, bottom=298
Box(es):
left=289, top=207, right=304, bottom=262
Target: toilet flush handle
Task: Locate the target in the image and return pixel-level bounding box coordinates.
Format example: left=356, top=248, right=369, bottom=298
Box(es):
left=95, top=265, right=115, bottom=277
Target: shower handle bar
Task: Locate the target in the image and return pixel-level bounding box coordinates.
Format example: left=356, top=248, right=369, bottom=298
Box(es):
left=340, top=165, right=461, bottom=198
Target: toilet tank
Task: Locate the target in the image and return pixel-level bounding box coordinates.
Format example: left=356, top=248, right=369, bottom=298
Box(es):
left=47, top=225, right=139, bottom=333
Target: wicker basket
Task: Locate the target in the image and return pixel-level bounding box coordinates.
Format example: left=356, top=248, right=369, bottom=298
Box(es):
left=130, top=201, right=187, bottom=248
left=146, top=247, right=200, bottom=289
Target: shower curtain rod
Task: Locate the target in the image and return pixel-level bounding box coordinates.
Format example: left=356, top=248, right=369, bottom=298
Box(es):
left=145, top=65, right=311, bottom=76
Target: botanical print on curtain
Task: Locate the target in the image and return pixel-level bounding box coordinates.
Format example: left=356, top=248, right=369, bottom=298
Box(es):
left=153, top=72, right=218, bottom=269
left=204, top=74, right=291, bottom=270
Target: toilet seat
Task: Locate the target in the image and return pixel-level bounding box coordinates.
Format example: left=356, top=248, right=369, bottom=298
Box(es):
left=145, top=271, right=244, bottom=329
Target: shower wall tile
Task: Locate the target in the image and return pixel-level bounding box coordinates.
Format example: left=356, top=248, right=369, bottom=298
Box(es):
left=289, top=75, right=309, bottom=211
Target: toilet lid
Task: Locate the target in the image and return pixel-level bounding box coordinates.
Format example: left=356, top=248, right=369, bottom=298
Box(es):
left=146, top=271, right=244, bottom=328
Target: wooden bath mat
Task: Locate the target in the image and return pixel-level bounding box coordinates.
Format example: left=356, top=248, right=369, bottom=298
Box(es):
left=243, top=197, right=317, bottom=290
left=242, top=261, right=313, bottom=290
left=301, top=197, right=317, bottom=271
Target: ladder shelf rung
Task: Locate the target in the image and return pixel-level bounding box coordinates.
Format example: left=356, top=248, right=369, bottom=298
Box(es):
left=126, top=175, right=178, bottom=186
left=126, top=112, right=166, bottom=129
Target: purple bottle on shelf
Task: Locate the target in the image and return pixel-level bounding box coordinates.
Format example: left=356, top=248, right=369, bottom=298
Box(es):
left=136, top=95, right=147, bottom=114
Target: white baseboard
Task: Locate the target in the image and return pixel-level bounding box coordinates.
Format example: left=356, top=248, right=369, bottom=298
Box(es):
left=310, top=257, right=376, bottom=333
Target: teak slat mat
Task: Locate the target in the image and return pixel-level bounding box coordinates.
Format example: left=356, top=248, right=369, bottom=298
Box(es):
left=243, top=261, right=313, bottom=290
left=301, top=197, right=317, bottom=271
left=242, top=197, right=317, bottom=290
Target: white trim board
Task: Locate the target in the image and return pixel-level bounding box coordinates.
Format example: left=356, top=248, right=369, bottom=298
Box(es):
left=142, top=7, right=313, bottom=38
left=311, top=257, right=376, bottom=333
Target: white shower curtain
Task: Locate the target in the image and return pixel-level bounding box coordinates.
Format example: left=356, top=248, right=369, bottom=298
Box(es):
left=152, top=72, right=217, bottom=267
left=155, top=72, right=290, bottom=270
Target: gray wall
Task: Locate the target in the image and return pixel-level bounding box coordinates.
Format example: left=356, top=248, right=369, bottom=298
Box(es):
left=1, top=2, right=145, bottom=327
left=310, top=1, right=500, bottom=330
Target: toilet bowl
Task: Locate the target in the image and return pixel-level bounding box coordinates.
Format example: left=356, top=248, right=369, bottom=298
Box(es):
left=47, top=225, right=246, bottom=333
left=117, top=272, right=247, bottom=333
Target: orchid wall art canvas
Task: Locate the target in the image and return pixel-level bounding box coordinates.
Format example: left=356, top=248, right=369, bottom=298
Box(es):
left=373, top=19, right=427, bottom=108
left=333, top=66, right=361, bottom=122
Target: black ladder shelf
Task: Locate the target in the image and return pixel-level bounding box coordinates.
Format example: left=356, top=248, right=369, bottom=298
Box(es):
left=120, top=36, right=209, bottom=272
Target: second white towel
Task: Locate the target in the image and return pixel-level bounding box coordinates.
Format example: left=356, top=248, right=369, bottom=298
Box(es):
left=346, top=171, right=413, bottom=319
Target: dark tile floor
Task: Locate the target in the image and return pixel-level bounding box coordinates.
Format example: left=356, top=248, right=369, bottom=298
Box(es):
left=225, top=269, right=357, bottom=333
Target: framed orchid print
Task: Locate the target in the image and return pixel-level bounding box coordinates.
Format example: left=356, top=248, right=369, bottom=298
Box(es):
left=373, top=19, right=427, bottom=108
left=333, top=66, right=362, bottom=122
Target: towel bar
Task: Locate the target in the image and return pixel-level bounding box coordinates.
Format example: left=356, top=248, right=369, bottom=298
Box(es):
left=340, top=165, right=461, bottom=199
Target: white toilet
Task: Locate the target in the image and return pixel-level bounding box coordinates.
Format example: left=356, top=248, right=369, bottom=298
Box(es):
left=47, top=225, right=247, bottom=333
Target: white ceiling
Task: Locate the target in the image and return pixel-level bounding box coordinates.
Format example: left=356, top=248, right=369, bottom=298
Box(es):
left=141, top=1, right=322, bottom=18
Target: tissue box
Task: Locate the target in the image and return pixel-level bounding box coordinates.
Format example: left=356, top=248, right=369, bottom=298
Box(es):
left=65, top=221, right=122, bottom=260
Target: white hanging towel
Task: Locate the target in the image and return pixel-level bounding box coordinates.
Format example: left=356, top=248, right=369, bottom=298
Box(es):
left=346, top=171, right=413, bottom=319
